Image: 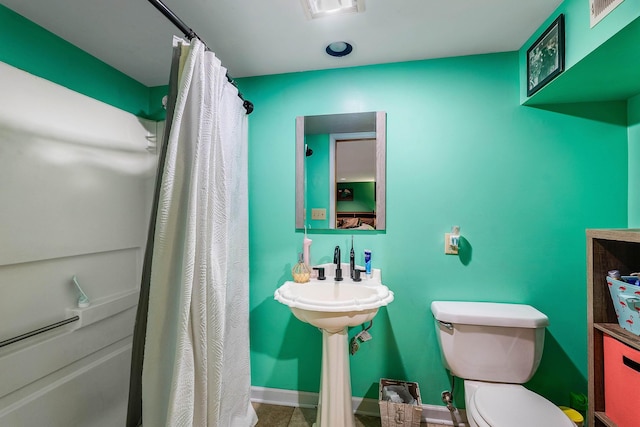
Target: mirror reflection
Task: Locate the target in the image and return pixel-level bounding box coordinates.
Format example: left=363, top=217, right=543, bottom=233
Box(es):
left=296, top=111, right=386, bottom=231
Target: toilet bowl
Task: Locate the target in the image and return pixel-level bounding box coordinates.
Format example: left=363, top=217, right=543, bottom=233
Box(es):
left=431, top=301, right=576, bottom=427
left=464, top=381, right=575, bottom=427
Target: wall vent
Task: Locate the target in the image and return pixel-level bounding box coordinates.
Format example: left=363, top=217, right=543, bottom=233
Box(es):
left=590, top=0, right=625, bottom=27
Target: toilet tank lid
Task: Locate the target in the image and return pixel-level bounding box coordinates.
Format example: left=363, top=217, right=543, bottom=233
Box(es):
left=431, top=301, right=549, bottom=328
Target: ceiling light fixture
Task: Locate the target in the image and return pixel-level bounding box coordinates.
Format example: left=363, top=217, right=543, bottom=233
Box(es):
left=301, top=0, right=365, bottom=19
left=326, top=41, right=353, bottom=57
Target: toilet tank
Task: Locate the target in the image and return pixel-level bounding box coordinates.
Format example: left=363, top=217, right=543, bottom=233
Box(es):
left=431, top=301, right=549, bottom=384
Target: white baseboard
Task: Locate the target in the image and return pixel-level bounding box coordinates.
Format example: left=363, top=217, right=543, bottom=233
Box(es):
left=251, top=386, right=318, bottom=409
left=251, top=386, right=467, bottom=426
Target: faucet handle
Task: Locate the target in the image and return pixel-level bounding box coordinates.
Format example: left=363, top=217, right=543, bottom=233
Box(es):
left=313, top=267, right=326, bottom=280
left=353, top=269, right=364, bottom=282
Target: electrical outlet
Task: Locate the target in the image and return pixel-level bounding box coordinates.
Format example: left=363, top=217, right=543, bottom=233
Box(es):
left=444, top=233, right=458, bottom=255
left=311, top=208, right=326, bottom=220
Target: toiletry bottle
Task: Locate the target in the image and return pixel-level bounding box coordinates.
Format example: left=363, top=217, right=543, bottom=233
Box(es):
left=303, top=234, right=312, bottom=273
left=364, top=249, right=372, bottom=278
left=292, top=253, right=311, bottom=283
left=350, top=236, right=355, bottom=280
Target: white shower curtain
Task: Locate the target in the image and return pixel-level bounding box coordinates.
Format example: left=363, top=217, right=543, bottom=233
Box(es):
left=141, top=38, right=257, bottom=427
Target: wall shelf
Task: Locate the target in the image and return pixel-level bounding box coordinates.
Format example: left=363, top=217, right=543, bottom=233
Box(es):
left=66, top=289, right=139, bottom=330
left=587, top=229, right=640, bottom=427
left=525, top=16, right=640, bottom=106
left=595, top=411, right=618, bottom=427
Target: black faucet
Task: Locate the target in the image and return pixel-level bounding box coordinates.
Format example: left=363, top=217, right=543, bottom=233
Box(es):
left=333, top=245, right=343, bottom=281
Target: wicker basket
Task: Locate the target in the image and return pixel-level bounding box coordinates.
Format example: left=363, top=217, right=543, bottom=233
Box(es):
left=379, top=379, right=422, bottom=427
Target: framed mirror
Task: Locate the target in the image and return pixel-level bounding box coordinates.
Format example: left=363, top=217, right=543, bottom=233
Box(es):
left=295, top=111, right=386, bottom=231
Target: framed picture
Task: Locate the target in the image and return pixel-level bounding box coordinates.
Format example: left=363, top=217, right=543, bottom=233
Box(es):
left=337, top=187, right=353, bottom=201
left=527, top=14, right=565, bottom=96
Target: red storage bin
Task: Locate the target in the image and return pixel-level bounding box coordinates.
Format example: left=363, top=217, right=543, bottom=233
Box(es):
left=604, top=334, right=640, bottom=427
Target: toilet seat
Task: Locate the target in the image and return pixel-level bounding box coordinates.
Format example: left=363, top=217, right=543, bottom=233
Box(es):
left=469, top=384, right=574, bottom=427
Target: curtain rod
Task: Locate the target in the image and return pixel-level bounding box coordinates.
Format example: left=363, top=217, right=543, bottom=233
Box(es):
left=146, top=0, right=254, bottom=115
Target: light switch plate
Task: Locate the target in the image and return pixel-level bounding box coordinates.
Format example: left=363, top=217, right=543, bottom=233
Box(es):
left=445, top=233, right=458, bottom=255
left=311, top=208, right=326, bottom=220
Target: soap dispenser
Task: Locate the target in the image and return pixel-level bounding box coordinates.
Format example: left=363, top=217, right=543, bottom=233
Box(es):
left=292, top=253, right=311, bottom=283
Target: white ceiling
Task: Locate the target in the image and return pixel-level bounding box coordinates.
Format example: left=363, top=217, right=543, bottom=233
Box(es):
left=0, top=0, right=562, bottom=87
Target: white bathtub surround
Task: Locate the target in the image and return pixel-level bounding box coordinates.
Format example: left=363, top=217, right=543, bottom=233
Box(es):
left=141, top=38, right=257, bottom=427
left=0, top=61, right=156, bottom=426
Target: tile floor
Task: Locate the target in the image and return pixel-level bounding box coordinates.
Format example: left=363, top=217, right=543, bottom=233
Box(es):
left=252, top=402, right=449, bottom=427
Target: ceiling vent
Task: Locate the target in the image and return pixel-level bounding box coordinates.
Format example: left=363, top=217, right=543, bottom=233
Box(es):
left=301, top=0, right=365, bottom=19
left=590, top=0, right=625, bottom=27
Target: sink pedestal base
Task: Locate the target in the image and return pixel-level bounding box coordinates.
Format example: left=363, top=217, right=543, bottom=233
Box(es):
left=314, top=327, right=355, bottom=427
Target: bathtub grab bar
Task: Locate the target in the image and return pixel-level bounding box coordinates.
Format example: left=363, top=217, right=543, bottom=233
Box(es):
left=0, top=316, right=79, bottom=349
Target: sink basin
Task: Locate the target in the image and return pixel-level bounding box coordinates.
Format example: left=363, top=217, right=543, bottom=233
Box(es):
left=274, top=280, right=393, bottom=332
left=274, top=264, right=394, bottom=427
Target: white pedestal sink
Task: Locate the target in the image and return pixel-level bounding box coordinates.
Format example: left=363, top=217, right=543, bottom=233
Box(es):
left=274, top=264, right=393, bottom=427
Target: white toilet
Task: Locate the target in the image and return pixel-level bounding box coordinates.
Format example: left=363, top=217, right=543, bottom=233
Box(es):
left=431, top=301, right=576, bottom=427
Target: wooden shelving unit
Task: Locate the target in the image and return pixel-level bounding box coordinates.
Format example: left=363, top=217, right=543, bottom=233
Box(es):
left=587, top=229, right=640, bottom=427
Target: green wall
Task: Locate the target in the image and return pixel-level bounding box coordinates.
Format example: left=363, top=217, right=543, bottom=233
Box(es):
left=337, top=182, right=375, bottom=213
left=0, top=4, right=152, bottom=117
left=239, top=51, right=628, bottom=408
